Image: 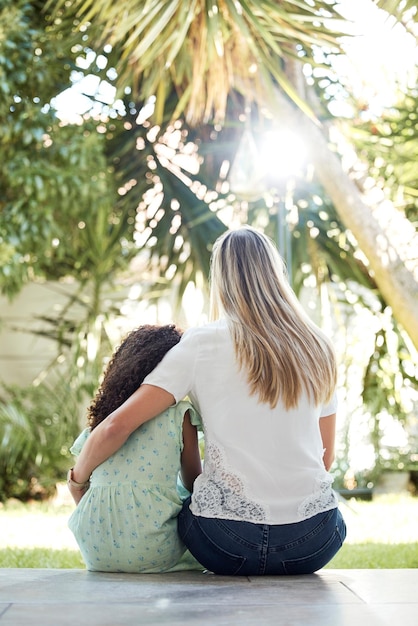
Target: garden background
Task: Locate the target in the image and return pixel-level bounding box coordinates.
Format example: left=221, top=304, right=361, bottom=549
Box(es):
left=0, top=0, right=417, bottom=566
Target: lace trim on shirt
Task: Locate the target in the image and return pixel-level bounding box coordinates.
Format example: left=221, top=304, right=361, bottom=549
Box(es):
left=297, top=475, right=337, bottom=520
left=191, top=443, right=267, bottom=522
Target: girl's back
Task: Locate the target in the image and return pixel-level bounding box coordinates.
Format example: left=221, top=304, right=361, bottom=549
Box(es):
left=69, top=401, right=200, bottom=573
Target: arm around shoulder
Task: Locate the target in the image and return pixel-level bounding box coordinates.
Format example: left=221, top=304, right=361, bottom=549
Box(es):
left=71, top=384, right=175, bottom=484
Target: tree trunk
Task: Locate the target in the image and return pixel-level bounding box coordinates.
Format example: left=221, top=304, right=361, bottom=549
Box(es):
left=271, top=89, right=418, bottom=350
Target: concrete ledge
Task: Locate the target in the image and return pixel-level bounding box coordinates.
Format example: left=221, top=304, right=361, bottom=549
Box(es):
left=0, top=568, right=417, bottom=625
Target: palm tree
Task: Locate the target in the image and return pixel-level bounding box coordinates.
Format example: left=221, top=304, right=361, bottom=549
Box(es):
left=47, top=0, right=418, bottom=349
left=48, top=0, right=344, bottom=124
left=268, top=84, right=418, bottom=349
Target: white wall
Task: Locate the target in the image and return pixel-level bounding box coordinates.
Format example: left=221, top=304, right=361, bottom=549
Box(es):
left=0, top=281, right=85, bottom=386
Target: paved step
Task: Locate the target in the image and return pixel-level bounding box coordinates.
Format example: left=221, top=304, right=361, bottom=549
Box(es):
left=0, top=568, right=416, bottom=625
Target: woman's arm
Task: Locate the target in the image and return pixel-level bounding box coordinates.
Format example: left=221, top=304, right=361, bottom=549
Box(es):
left=180, top=410, right=202, bottom=492
left=71, top=384, right=175, bottom=484
left=319, top=413, right=336, bottom=471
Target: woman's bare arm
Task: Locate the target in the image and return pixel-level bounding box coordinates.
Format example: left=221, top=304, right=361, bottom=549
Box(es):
left=71, top=384, right=175, bottom=485
left=180, top=410, right=202, bottom=492
left=319, top=413, right=336, bottom=471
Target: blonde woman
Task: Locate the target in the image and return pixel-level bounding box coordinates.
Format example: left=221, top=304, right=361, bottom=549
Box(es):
left=69, top=226, right=346, bottom=575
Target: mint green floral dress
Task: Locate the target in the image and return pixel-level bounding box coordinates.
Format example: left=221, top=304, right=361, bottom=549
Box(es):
left=68, top=401, right=203, bottom=573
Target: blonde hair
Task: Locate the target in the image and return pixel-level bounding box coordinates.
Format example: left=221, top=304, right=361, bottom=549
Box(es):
left=209, top=226, right=337, bottom=409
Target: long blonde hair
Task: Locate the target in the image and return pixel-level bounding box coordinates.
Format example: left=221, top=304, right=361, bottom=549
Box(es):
left=209, top=226, right=337, bottom=409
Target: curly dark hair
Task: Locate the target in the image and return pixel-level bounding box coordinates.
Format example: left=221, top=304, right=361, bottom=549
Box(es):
left=88, top=324, right=182, bottom=431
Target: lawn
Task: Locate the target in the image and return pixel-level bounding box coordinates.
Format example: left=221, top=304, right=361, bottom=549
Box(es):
left=328, top=492, right=418, bottom=568
left=1, top=488, right=418, bottom=569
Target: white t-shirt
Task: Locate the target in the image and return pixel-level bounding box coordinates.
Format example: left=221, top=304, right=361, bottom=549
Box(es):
left=144, top=319, right=338, bottom=525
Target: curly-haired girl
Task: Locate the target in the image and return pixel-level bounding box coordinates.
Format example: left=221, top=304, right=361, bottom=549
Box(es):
left=67, top=324, right=202, bottom=573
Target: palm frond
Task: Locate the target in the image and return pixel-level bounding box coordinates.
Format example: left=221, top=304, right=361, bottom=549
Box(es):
left=46, top=0, right=345, bottom=124
left=373, top=0, right=418, bottom=24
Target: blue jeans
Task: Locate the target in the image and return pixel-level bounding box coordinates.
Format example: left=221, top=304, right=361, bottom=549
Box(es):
left=178, top=498, right=346, bottom=576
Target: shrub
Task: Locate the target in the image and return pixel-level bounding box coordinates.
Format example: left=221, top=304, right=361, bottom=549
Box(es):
left=0, top=381, right=82, bottom=501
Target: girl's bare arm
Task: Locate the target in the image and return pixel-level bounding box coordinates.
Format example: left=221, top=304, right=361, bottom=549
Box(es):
left=180, top=410, right=202, bottom=492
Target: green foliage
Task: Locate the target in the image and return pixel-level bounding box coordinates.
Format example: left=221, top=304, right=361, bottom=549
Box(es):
left=351, top=87, right=418, bottom=218
left=363, top=325, right=413, bottom=420
left=360, top=314, right=417, bottom=472
left=1, top=0, right=417, bottom=502
left=0, top=121, right=119, bottom=294
left=47, top=0, right=345, bottom=125
left=0, top=0, right=73, bottom=103
left=0, top=381, right=81, bottom=501
left=0, top=277, right=139, bottom=503
left=0, top=0, right=128, bottom=297
left=105, top=97, right=227, bottom=301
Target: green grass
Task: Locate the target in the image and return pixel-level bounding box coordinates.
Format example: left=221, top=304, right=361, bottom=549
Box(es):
left=1, top=543, right=417, bottom=569
left=0, top=547, right=84, bottom=568
left=1, top=492, right=418, bottom=569
left=326, top=543, right=418, bottom=569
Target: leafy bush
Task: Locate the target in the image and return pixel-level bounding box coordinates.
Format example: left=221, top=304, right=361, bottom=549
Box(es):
left=0, top=380, right=82, bottom=501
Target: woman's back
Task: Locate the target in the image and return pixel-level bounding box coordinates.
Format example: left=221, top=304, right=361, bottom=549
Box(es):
left=144, top=320, right=338, bottom=525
